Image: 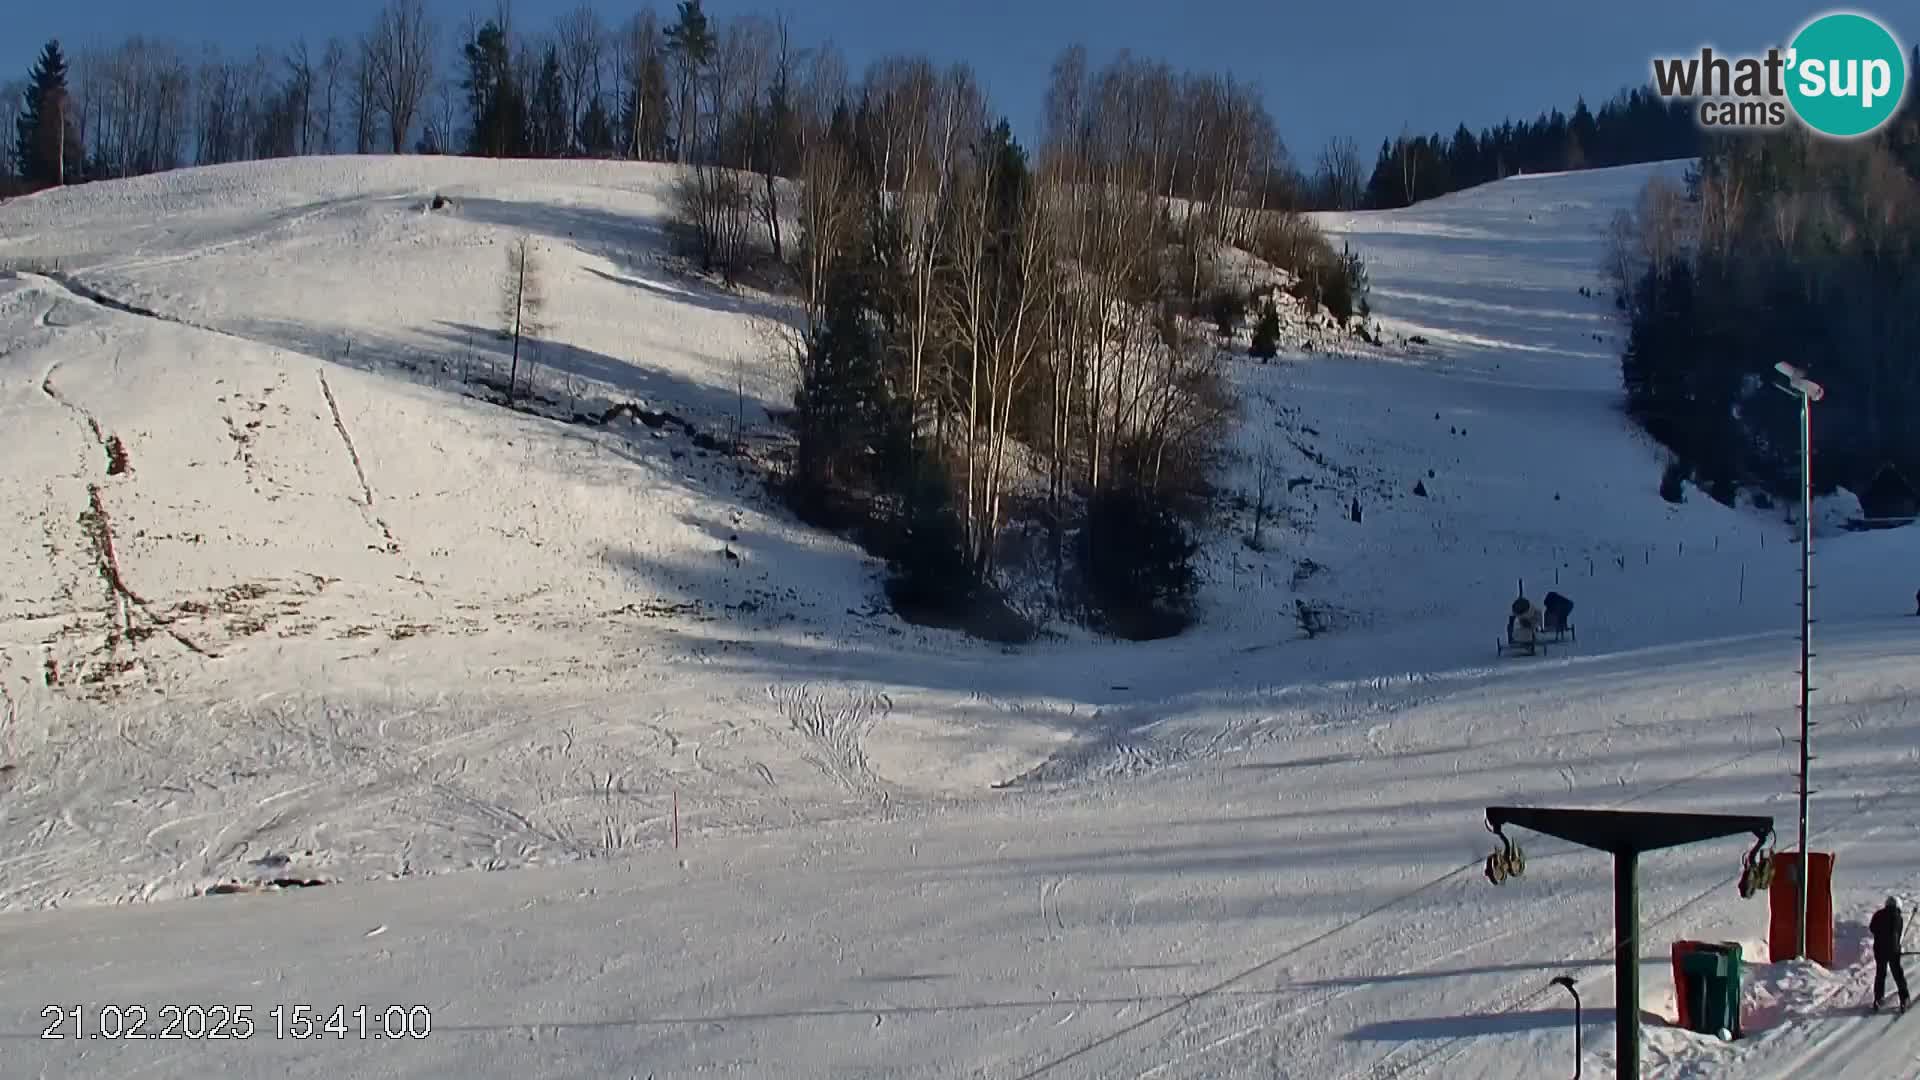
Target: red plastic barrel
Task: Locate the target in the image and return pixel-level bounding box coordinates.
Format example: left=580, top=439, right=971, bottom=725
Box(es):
left=1768, top=851, right=1835, bottom=966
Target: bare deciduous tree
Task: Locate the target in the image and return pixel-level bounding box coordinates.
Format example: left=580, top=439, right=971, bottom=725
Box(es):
left=285, top=40, right=315, bottom=154
left=710, top=15, right=770, bottom=165
left=797, top=137, right=858, bottom=332
left=862, top=54, right=936, bottom=194
left=1695, top=152, right=1750, bottom=262
left=0, top=81, right=27, bottom=179
left=614, top=10, right=664, bottom=159
left=68, top=38, right=191, bottom=178
left=672, top=163, right=754, bottom=282
left=194, top=47, right=249, bottom=165
left=1602, top=208, right=1639, bottom=313
left=316, top=37, right=348, bottom=154
left=944, top=149, right=1057, bottom=572
left=862, top=57, right=981, bottom=426
left=350, top=38, right=379, bottom=153
left=752, top=14, right=796, bottom=262
left=1316, top=136, right=1362, bottom=210
left=796, top=40, right=846, bottom=135
left=1037, top=46, right=1247, bottom=503
left=555, top=4, right=605, bottom=154
left=366, top=0, right=436, bottom=153
left=1397, top=127, right=1419, bottom=206
left=1247, top=438, right=1283, bottom=549
left=71, top=46, right=105, bottom=169
left=1040, top=44, right=1087, bottom=170
left=420, top=75, right=460, bottom=153
left=663, top=14, right=769, bottom=282
left=785, top=38, right=848, bottom=292
left=1605, top=173, right=1689, bottom=317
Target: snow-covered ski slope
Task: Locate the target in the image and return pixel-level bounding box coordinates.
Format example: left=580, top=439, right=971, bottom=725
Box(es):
left=1, top=157, right=1917, bottom=1079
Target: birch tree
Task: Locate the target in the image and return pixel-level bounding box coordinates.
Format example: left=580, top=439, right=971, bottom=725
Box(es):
left=945, top=134, right=1055, bottom=572
left=797, top=136, right=859, bottom=333
left=615, top=11, right=670, bottom=160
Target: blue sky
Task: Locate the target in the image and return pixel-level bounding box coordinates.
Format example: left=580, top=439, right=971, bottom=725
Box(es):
left=6, top=2, right=1907, bottom=158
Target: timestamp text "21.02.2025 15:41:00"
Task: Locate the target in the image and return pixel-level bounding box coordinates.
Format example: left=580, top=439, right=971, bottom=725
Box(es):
left=41, top=1003, right=434, bottom=1040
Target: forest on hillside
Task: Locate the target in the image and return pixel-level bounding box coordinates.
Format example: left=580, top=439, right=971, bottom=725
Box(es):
left=1345, top=90, right=1700, bottom=210
left=1612, top=68, right=1920, bottom=510
left=6, top=2, right=1374, bottom=640
left=8, top=0, right=1692, bottom=213
left=17, top=0, right=1888, bottom=639
left=770, top=43, right=1371, bottom=640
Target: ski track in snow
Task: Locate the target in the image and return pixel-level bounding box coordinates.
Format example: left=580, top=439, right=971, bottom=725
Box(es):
left=0, top=156, right=1915, bottom=1079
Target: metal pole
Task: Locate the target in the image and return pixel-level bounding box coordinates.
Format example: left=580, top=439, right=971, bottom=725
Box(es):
left=1551, top=976, right=1582, bottom=1079
left=1573, top=988, right=1582, bottom=1080
left=1797, top=393, right=1812, bottom=960
left=1615, top=852, right=1640, bottom=1080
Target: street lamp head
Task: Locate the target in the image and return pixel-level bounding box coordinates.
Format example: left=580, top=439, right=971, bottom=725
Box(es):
left=1774, top=362, right=1825, bottom=401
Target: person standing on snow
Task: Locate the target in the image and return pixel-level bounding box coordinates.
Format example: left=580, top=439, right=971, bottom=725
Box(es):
left=1871, top=896, right=1910, bottom=1013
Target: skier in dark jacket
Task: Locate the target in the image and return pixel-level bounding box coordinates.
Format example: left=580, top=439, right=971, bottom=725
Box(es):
left=1871, top=896, right=1910, bottom=1013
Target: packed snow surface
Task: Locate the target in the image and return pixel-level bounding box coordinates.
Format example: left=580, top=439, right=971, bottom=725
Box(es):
left=0, top=157, right=1915, bottom=1078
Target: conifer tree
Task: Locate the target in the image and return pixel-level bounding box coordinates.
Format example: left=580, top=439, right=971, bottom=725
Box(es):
left=664, top=0, right=715, bottom=161
left=463, top=22, right=527, bottom=158
left=1250, top=300, right=1280, bottom=360
left=14, top=40, right=79, bottom=186
left=532, top=48, right=568, bottom=157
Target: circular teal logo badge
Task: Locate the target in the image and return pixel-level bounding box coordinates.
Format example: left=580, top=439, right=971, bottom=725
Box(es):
left=1786, top=12, right=1908, bottom=137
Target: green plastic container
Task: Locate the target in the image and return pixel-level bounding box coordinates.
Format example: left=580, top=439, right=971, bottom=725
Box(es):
left=1681, top=943, right=1744, bottom=1037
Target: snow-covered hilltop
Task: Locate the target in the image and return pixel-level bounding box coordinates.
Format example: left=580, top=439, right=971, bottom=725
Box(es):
left=0, top=157, right=1914, bottom=1079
